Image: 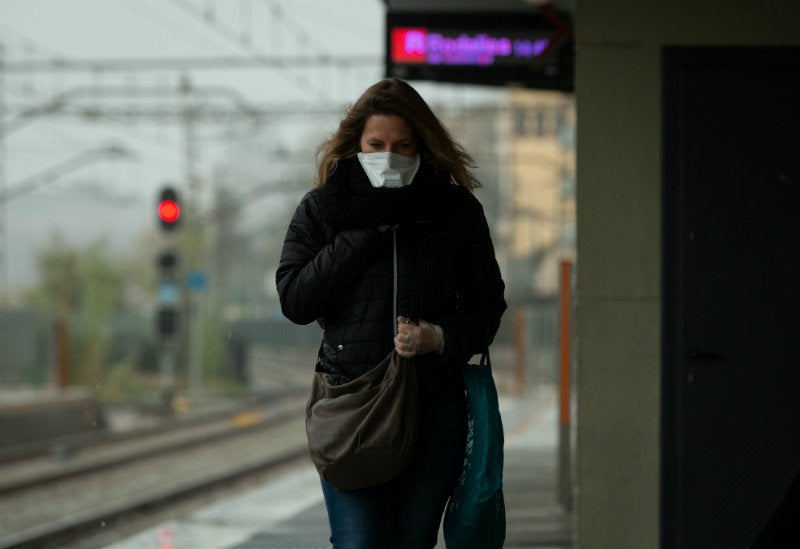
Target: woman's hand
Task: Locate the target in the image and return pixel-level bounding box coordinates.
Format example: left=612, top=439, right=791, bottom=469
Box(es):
left=394, top=316, right=445, bottom=358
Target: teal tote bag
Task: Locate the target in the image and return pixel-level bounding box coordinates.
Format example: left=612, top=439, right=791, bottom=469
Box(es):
left=443, top=352, right=506, bottom=549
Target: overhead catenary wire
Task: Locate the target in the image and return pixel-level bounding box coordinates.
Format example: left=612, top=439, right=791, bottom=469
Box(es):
left=0, top=20, right=64, bottom=61
left=124, top=0, right=244, bottom=56
left=167, top=0, right=330, bottom=101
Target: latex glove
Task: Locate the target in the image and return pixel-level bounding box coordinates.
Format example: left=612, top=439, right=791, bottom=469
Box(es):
left=394, top=316, right=445, bottom=358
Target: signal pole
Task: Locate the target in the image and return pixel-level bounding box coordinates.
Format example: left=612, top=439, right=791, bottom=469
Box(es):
left=180, top=75, right=206, bottom=403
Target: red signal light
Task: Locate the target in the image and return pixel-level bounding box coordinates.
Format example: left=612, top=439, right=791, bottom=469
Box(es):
left=158, top=200, right=181, bottom=223
left=157, top=186, right=181, bottom=231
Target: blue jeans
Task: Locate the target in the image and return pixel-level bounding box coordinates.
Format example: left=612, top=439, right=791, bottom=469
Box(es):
left=320, top=393, right=467, bottom=549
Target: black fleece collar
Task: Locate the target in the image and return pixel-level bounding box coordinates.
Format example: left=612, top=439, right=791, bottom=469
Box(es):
left=316, top=156, right=458, bottom=230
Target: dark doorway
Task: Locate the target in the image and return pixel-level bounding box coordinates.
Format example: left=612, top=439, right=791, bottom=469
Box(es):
left=662, top=47, right=800, bottom=548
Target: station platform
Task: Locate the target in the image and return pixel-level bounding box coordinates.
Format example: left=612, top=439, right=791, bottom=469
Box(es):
left=107, top=385, right=574, bottom=549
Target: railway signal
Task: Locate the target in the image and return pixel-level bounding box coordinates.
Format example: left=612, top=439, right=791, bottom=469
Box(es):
left=157, top=186, right=181, bottom=231
left=155, top=185, right=184, bottom=410
left=155, top=186, right=182, bottom=337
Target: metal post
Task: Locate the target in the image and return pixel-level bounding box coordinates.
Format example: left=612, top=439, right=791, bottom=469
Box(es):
left=55, top=312, right=70, bottom=387
left=558, top=259, right=573, bottom=510
left=0, top=43, right=7, bottom=305
left=181, top=75, right=205, bottom=403
left=513, top=307, right=527, bottom=395
left=159, top=338, right=176, bottom=411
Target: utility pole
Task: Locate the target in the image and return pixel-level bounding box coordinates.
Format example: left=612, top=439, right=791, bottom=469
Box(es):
left=0, top=43, right=7, bottom=305
left=181, top=74, right=206, bottom=402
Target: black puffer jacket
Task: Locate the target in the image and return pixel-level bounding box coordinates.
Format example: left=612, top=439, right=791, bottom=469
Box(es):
left=276, top=157, right=506, bottom=393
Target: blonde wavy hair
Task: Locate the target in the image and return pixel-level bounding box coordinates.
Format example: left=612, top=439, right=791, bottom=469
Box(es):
left=315, top=78, right=480, bottom=190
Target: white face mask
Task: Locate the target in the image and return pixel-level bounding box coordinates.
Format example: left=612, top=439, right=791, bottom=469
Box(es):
left=357, top=152, right=420, bottom=188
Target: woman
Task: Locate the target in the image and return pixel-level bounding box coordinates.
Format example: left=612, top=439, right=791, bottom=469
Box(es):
left=276, top=78, right=506, bottom=549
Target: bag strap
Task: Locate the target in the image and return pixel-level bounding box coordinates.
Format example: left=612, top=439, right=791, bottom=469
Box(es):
left=391, top=225, right=429, bottom=334
left=409, top=224, right=430, bottom=324
left=392, top=229, right=399, bottom=336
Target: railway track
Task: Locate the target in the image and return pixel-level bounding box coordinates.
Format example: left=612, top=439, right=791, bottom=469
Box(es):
left=0, top=393, right=312, bottom=549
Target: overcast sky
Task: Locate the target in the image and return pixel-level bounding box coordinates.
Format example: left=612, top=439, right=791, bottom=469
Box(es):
left=0, top=0, right=506, bottom=298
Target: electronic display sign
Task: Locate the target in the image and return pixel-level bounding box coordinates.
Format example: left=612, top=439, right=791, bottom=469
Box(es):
left=386, top=10, right=573, bottom=91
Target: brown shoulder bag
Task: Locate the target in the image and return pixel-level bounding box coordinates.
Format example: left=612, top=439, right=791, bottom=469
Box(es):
left=305, top=229, right=427, bottom=492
